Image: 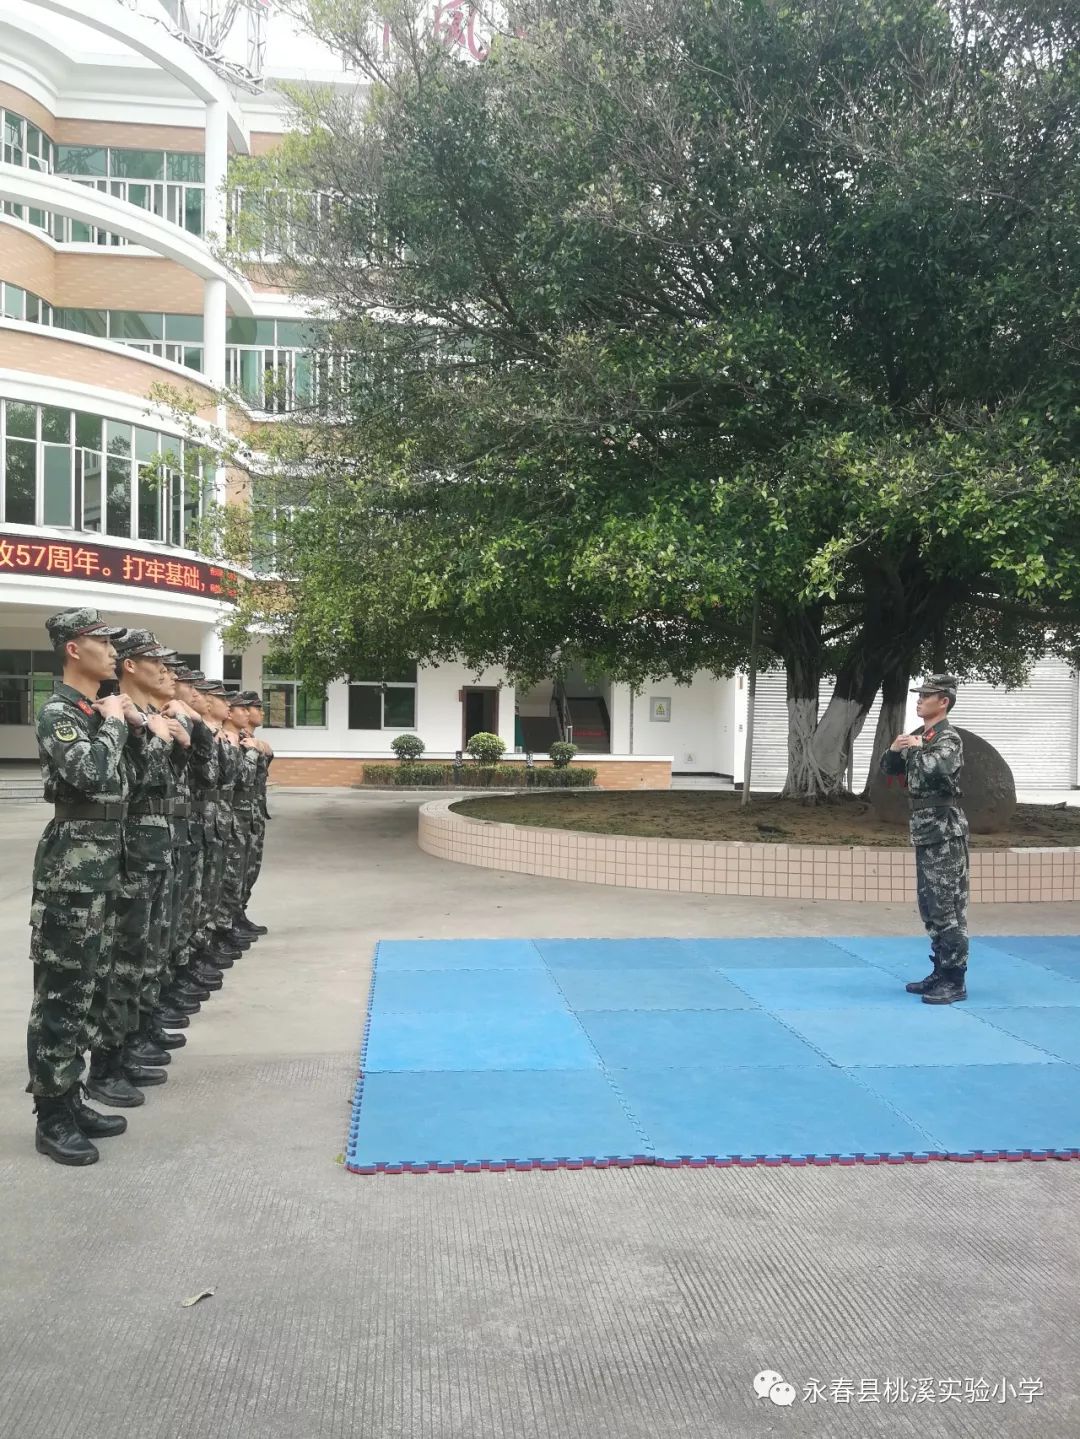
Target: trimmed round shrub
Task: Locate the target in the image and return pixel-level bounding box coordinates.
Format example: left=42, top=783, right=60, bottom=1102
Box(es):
left=548, top=740, right=578, bottom=769
left=466, top=731, right=506, bottom=767
left=390, top=733, right=426, bottom=763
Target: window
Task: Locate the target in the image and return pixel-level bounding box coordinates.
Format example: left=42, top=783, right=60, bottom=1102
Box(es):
left=0, top=649, right=60, bottom=725
left=262, top=656, right=327, bottom=728
left=348, top=666, right=418, bottom=729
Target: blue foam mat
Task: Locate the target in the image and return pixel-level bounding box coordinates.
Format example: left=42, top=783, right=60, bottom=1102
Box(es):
left=346, top=935, right=1080, bottom=1172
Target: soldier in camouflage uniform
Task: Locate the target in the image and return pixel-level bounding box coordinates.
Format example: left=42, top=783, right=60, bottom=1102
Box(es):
left=879, top=675, right=969, bottom=1004
left=213, top=693, right=261, bottom=953
left=86, top=630, right=179, bottom=1103
left=237, top=693, right=271, bottom=937
left=162, top=662, right=227, bottom=1000
left=27, top=608, right=139, bottom=1166
left=189, top=679, right=245, bottom=969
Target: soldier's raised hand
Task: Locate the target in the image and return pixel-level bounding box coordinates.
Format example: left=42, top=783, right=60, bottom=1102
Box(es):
left=147, top=712, right=172, bottom=741
left=94, top=693, right=126, bottom=722
left=166, top=717, right=192, bottom=748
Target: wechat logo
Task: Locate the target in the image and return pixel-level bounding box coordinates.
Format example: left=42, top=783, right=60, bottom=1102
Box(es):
left=754, top=1370, right=798, bottom=1407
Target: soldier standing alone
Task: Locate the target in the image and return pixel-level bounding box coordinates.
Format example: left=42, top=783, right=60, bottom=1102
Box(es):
left=880, top=675, right=970, bottom=1004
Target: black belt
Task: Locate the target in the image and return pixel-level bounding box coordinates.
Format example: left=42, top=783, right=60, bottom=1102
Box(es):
left=910, top=796, right=963, bottom=810
left=129, top=799, right=171, bottom=816
left=170, top=801, right=191, bottom=818
left=54, top=802, right=127, bottom=821
left=197, top=788, right=222, bottom=802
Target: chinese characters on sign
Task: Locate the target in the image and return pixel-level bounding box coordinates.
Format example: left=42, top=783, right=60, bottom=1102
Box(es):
left=0, top=532, right=239, bottom=601
left=753, top=1368, right=1043, bottom=1407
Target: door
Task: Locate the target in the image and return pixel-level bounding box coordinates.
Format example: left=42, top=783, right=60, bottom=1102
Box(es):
left=462, top=688, right=499, bottom=747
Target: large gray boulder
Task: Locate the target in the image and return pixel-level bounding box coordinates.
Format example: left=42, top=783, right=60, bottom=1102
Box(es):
left=869, top=726, right=1017, bottom=834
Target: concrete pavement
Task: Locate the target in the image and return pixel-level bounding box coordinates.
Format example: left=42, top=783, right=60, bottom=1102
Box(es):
left=1, top=789, right=1077, bottom=1438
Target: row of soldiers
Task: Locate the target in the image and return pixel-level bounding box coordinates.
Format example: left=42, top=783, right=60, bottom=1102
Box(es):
left=27, top=606, right=273, bottom=1166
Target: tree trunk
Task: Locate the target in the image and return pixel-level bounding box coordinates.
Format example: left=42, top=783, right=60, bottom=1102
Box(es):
left=862, top=657, right=913, bottom=797
left=777, top=615, right=824, bottom=798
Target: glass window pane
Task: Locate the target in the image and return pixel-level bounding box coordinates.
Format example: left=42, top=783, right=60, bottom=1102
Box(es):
left=6, top=400, right=35, bottom=439
left=255, top=320, right=276, bottom=344
left=106, top=454, right=131, bottom=537
left=348, top=684, right=381, bottom=729
left=43, top=445, right=73, bottom=525
left=110, top=310, right=163, bottom=341
left=275, top=320, right=315, bottom=348
left=294, top=352, right=313, bottom=406
left=226, top=318, right=257, bottom=345
left=134, top=428, right=159, bottom=462
left=24, top=293, right=41, bottom=324
left=166, top=152, right=205, bottom=182
left=106, top=420, right=132, bottom=456
left=237, top=348, right=262, bottom=404
left=41, top=406, right=70, bottom=443
left=56, top=144, right=107, bottom=176
left=59, top=308, right=107, bottom=337
left=297, top=687, right=327, bottom=726
left=263, top=683, right=293, bottom=728
left=78, top=449, right=103, bottom=531
left=383, top=663, right=418, bottom=684
left=383, top=687, right=417, bottom=728
left=184, top=188, right=203, bottom=235
left=4, top=438, right=36, bottom=523
left=0, top=650, right=32, bottom=672
left=110, top=148, right=164, bottom=180
left=75, top=412, right=102, bottom=449
left=0, top=676, right=30, bottom=726
left=163, top=314, right=203, bottom=341
left=224, top=654, right=243, bottom=681
left=183, top=346, right=203, bottom=371
left=2, top=284, right=25, bottom=319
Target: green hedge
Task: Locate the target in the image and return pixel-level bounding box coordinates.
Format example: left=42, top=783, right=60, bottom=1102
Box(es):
left=361, top=764, right=598, bottom=789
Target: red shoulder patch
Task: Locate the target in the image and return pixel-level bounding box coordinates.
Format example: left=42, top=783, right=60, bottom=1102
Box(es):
left=924, top=728, right=936, bottom=742
left=76, top=700, right=95, bottom=716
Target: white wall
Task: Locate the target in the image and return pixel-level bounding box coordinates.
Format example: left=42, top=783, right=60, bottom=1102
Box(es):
left=628, top=672, right=735, bottom=773
left=241, top=645, right=516, bottom=757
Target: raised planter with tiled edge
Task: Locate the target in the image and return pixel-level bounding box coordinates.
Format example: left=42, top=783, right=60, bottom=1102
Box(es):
left=417, top=799, right=1080, bottom=903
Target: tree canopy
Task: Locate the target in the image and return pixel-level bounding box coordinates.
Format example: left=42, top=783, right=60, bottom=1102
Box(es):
left=221, top=0, right=1080, bottom=796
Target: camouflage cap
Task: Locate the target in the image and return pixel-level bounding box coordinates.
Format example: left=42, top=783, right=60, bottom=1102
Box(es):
left=195, top=678, right=229, bottom=697
left=911, top=674, right=958, bottom=700
left=176, top=667, right=204, bottom=684
left=46, top=608, right=124, bottom=646
left=228, top=690, right=255, bottom=707
left=244, top=691, right=264, bottom=708
left=114, top=628, right=170, bottom=660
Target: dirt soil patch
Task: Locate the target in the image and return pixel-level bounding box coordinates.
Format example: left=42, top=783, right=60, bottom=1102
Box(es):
left=451, top=791, right=1080, bottom=849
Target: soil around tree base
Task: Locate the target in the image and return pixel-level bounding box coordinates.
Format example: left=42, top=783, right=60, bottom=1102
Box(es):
left=450, top=791, right=1080, bottom=849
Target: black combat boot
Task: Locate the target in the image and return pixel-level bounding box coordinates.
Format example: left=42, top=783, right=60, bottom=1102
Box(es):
left=172, top=977, right=211, bottom=1002
left=189, top=963, right=223, bottom=991
left=86, top=1051, right=146, bottom=1108
left=34, top=1093, right=99, bottom=1166
left=68, top=1085, right=127, bottom=1138
left=202, top=947, right=235, bottom=969
left=123, top=1060, right=168, bottom=1087
left=149, top=1022, right=186, bottom=1049
left=218, top=927, right=252, bottom=951
left=124, top=1035, right=171, bottom=1066
left=922, top=967, right=968, bottom=1005
left=237, top=913, right=268, bottom=936
left=154, top=1002, right=192, bottom=1026
left=906, top=959, right=940, bottom=994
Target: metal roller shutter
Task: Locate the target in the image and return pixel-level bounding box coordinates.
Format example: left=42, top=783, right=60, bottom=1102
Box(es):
left=750, top=671, right=884, bottom=793
left=952, top=659, right=1077, bottom=789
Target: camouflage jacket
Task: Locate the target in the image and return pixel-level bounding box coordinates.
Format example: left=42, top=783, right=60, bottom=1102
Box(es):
left=879, top=718, right=968, bottom=846
left=213, top=733, right=239, bottom=840
left=230, top=734, right=259, bottom=818
left=121, top=702, right=174, bottom=871
left=255, top=750, right=272, bottom=822
left=33, top=681, right=133, bottom=893
left=186, top=718, right=219, bottom=834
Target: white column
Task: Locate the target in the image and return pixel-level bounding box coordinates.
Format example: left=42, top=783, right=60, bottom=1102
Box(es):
left=203, top=99, right=230, bottom=509
left=732, top=670, right=750, bottom=785
left=200, top=626, right=225, bottom=678
left=204, top=98, right=229, bottom=246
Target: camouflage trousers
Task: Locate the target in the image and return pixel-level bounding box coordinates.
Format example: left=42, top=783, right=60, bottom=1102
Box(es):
left=27, top=889, right=116, bottom=1098
left=216, top=813, right=251, bottom=929
left=162, top=835, right=201, bottom=989
left=194, top=820, right=226, bottom=950
left=242, top=815, right=266, bottom=908
left=916, top=837, right=970, bottom=971
left=98, top=865, right=171, bottom=1049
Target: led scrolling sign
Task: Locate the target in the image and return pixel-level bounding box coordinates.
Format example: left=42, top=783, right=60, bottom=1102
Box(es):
left=0, top=531, right=239, bottom=602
